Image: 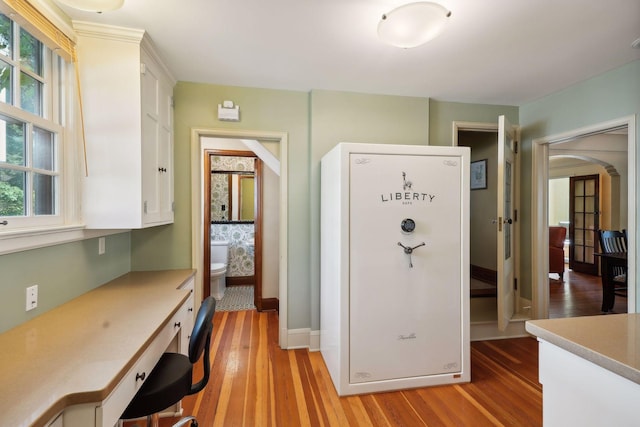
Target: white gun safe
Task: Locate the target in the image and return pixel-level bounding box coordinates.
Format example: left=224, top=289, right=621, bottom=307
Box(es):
left=320, top=143, right=470, bottom=396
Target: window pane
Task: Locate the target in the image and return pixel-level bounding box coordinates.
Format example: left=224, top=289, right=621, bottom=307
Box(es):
left=0, top=167, right=25, bottom=216
left=33, top=127, right=54, bottom=170
left=20, top=72, right=42, bottom=116
left=0, top=14, right=13, bottom=58
left=0, top=59, right=12, bottom=104
left=19, top=29, right=42, bottom=75
left=0, top=114, right=26, bottom=166
left=33, top=172, right=55, bottom=215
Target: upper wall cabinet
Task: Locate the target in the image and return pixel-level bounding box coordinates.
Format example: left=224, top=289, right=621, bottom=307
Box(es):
left=74, top=22, right=176, bottom=229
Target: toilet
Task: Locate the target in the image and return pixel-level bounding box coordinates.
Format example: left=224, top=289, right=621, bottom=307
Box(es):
left=210, top=240, right=229, bottom=300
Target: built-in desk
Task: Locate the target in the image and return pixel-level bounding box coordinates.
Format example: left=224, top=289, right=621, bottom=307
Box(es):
left=526, top=314, right=640, bottom=426
left=0, top=269, right=196, bottom=427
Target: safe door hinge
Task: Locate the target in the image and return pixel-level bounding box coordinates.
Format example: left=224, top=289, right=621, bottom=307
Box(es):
left=514, top=209, right=518, bottom=222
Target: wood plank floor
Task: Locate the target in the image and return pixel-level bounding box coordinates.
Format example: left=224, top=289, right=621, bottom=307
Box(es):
left=132, top=310, right=542, bottom=427
left=549, top=267, right=627, bottom=318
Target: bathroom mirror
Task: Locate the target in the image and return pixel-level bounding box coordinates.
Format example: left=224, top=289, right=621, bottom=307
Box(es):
left=211, top=171, right=255, bottom=223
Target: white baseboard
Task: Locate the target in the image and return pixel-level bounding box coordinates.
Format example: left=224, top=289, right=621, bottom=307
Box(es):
left=284, top=328, right=320, bottom=351
left=285, top=321, right=530, bottom=352
left=470, top=319, right=530, bottom=341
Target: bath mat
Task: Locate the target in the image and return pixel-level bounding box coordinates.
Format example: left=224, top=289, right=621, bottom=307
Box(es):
left=216, top=286, right=256, bottom=311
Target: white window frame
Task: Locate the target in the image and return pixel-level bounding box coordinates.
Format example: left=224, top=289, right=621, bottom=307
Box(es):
left=0, top=10, right=86, bottom=255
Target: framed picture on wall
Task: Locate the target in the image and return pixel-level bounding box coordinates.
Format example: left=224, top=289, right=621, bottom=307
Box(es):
left=470, top=159, right=487, bottom=190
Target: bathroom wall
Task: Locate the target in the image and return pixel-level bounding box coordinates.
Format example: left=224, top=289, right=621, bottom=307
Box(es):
left=211, top=223, right=255, bottom=277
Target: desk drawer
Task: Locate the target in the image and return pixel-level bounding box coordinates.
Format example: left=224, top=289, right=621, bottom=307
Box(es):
left=97, top=307, right=185, bottom=427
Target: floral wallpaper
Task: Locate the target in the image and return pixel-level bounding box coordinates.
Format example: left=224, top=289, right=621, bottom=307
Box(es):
left=211, top=223, right=255, bottom=277
left=211, top=156, right=254, bottom=172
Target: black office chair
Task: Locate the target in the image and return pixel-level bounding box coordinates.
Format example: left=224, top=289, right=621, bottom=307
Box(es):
left=598, top=229, right=628, bottom=297
left=121, top=297, right=216, bottom=427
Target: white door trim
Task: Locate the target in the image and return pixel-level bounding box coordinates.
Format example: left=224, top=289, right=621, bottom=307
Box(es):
left=190, top=127, right=289, bottom=349
left=531, top=115, right=636, bottom=319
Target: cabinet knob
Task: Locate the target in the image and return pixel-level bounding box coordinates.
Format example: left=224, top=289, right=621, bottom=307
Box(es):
left=174, top=321, right=181, bottom=328
left=188, top=307, right=193, bottom=312
left=158, top=167, right=167, bottom=173
left=135, top=372, right=146, bottom=382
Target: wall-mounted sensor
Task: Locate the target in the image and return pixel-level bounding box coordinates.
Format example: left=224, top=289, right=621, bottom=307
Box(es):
left=401, top=218, right=416, bottom=233
left=218, top=100, right=240, bottom=121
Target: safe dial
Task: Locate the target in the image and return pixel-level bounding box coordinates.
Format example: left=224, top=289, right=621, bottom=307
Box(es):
left=401, top=218, right=416, bottom=233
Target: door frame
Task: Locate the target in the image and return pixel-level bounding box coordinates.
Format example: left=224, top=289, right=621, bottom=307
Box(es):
left=532, top=115, right=636, bottom=319
left=191, top=128, right=289, bottom=349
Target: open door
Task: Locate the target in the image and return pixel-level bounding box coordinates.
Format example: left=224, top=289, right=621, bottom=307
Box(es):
left=497, top=115, right=517, bottom=331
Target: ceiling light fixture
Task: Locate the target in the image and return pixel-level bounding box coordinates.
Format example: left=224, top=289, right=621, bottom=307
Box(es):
left=55, top=0, right=124, bottom=13
left=378, top=2, right=451, bottom=49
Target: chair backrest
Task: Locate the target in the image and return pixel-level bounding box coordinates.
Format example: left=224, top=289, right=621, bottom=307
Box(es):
left=188, top=296, right=216, bottom=395
left=549, top=226, right=567, bottom=248
left=598, top=230, right=627, bottom=254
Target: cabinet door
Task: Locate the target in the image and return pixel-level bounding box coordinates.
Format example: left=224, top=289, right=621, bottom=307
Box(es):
left=158, top=76, right=174, bottom=221
left=141, top=54, right=173, bottom=225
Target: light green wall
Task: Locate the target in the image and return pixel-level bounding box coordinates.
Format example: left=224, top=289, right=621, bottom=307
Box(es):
left=309, top=90, right=430, bottom=330
left=0, top=233, right=130, bottom=332
left=429, top=100, right=519, bottom=147
left=520, top=60, right=640, bottom=302
left=3, top=62, right=637, bottom=335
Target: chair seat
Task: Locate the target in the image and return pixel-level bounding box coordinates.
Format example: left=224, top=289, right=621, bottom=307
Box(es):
left=121, top=352, right=193, bottom=419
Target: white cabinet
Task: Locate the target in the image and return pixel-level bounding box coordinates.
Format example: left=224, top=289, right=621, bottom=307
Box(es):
left=538, top=339, right=640, bottom=427
left=74, top=22, right=175, bottom=229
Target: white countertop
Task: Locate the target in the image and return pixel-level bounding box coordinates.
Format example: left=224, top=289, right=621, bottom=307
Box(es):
left=526, top=314, right=640, bottom=384
left=0, top=269, right=195, bottom=427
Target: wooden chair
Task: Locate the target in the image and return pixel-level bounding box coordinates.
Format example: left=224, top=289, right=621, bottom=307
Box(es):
left=597, top=229, right=627, bottom=297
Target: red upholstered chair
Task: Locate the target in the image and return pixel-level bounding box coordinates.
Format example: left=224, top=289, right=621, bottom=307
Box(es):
left=549, top=226, right=567, bottom=281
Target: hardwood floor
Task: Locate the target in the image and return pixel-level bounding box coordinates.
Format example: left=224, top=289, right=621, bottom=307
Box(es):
left=549, top=266, right=627, bottom=318
left=123, top=267, right=627, bottom=426
left=133, top=310, right=542, bottom=427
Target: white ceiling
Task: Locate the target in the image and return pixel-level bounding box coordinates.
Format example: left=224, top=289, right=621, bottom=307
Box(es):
left=54, top=0, right=640, bottom=106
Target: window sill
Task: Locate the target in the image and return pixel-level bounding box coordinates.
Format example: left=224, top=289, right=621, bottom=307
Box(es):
left=0, top=225, right=128, bottom=256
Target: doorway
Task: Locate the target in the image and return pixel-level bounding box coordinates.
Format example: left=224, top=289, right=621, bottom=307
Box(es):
left=547, top=136, right=627, bottom=317
left=205, top=150, right=262, bottom=310
left=532, top=116, right=636, bottom=319
left=453, top=118, right=523, bottom=339
left=190, top=128, right=289, bottom=349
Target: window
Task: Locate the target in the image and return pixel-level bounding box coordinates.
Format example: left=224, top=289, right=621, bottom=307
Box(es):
left=0, top=13, right=65, bottom=230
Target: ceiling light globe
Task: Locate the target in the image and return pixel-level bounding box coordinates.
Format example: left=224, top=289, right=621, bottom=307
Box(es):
left=55, top=0, right=124, bottom=13
left=378, top=2, right=451, bottom=49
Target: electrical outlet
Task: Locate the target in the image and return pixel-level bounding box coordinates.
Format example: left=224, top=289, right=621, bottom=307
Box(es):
left=26, top=285, right=38, bottom=311
left=98, top=237, right=106, bottom=255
